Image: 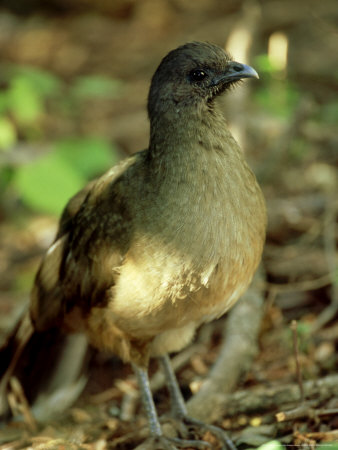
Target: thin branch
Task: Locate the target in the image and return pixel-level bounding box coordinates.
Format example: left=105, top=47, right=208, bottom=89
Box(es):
left=276, top=405, right=338, bottom=422
left=291, top=320, right=304, bottom=403
left=185, top=374, right=338, bottom=421
left=267, top=273, right=332, bottom=293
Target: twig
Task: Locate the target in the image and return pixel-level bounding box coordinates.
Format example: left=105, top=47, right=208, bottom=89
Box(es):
left=116, top=380, right=138, bottom=422
left=8, top=377, right=37, bottom=432
left=276, top=405, right=338, bottom=422
left=290, top=320, right=304, bottom=403
left=267, top=273, right=332, bottom=293
left=184, top=374, right=338, bottom=421
left=0, top=439, right=28, bottom=450
left=305, top=429, right=338, bottom=442
left=275, top=321, right=337, bottom=425
left=293, top=430, right=316, bottom=449
left=90, top=386, right=121, bottom=404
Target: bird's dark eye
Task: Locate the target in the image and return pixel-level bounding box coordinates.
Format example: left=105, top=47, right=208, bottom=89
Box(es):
left=190, top=69, right=208, bottom=82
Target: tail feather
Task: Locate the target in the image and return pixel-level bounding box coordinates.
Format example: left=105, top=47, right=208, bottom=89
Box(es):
left=0, top=311, right=33, bottom=416
left=0, top=312, right=89, bottom=420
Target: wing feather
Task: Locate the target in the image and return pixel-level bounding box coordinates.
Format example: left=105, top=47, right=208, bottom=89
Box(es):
left=31, top=155, right=138, bottom=331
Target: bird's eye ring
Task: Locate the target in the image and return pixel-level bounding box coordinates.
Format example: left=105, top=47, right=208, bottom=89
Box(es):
left=190, top=69, right=207, bottom=82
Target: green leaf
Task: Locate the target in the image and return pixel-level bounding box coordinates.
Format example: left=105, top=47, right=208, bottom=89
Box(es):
left=257, top=440, right=284, bottom=450
left=12, top=136, right=118, bottom=214
left=71, top=75, right=122, bottom=99
left=0, top=167, right=14, bottom=192
left=8, top=76, right=44, bottom=124
left=0, top=92, right=9, bottom=115
left=13, top=151, right=85, bottom=215
left=295, top=320, right=312, bottom=337
left=0, top=117, right=17, bottom=150
left=54, top=136, right=118, bottom=178
left=255, top=81, right=300, bottom=118
left=9, top=66, right=62, bottom=97
left=316, top=444, right=338, bottom=450
left=254, top=54, right=278, bottom=74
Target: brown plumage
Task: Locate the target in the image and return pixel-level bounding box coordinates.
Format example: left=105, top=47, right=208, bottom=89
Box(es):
left=4, top=42, right=266, bottom=448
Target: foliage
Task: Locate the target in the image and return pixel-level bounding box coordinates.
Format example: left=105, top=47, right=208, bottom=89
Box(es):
left=256, top=441, right=284, bottom=450
left=317, top=444, right=338, bottom=450
left=0, top=64, right=121, bottom=215
left=254, top=54, right=300, bottom=118
left=0, top=117, right=16, bottom=149
left=13, top=137, right=118, bottom=215
left=71, top=75, right=122, bottom=99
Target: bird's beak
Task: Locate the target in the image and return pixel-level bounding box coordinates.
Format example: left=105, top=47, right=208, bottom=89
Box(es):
left=211, top=62, right=259, bottom=86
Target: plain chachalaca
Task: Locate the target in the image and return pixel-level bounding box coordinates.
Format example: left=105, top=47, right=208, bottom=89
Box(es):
left=3, top=42, right=266, bottom=449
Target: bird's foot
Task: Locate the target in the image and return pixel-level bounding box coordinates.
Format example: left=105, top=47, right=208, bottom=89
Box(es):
left=151, top=434, right=212, bottom=450
left=169, top=415, right=236, bottom=450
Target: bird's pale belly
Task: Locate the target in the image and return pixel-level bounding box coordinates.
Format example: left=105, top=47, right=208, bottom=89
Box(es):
left=83, top=212, right=264, bottom=364
left=149, top=279, right=250, bottom=357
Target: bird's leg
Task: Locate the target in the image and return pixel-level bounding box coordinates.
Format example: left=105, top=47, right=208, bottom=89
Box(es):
left=159, top=354, right=237, bottom=450
left=132, top=363, right=211, bottom=449
left=132, top=363, right=162, bottom=437
left=158, top=354, right=187, bottom=418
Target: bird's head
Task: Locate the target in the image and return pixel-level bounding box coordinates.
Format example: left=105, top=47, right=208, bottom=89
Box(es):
left=147, top=42, right=258, bottom=120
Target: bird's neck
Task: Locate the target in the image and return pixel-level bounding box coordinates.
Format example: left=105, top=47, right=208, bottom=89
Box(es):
left=143, top=105, right=256, bottom=231
left=147, top=104, right=242, bottom=183
left=138, top=104, right=266, bottom=269
left=148, top=104, right=231, bottom=158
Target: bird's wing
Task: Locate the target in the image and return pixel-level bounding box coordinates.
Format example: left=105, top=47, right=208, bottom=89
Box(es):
left=30, top=154, right=138, bottom=332
left=56, top=179, right=97, bottom=240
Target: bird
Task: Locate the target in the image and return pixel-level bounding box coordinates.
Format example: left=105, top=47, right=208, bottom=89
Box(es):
left=1, top=42, right=266, bottom=449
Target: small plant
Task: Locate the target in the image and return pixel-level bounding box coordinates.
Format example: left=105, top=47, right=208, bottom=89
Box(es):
left=0, top=64, right=121, bottom=215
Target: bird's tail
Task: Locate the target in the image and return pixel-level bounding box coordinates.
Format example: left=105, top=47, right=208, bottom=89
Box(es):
left=0, top=310, right=88, bottom=421
left=0, top=310, right=33, bottom=417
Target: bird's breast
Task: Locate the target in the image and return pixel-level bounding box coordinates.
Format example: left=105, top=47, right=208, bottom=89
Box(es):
left=109, top=149, right=266, bottom=339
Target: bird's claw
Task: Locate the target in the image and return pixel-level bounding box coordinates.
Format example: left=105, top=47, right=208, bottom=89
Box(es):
left=152, top=435, right=212, bottom=449
left=176, top=415, right=236, bottom=450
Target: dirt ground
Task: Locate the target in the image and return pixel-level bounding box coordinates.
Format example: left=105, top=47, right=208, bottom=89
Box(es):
left=0, top=0, right=337, bottom=449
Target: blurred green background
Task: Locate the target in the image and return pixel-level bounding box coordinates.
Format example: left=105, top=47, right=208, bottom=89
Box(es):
left=0, top=0, right=337, bottom=345
left=0, top=1, right=337, bottom=447
left=1, top=0, right=337, bottom=345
